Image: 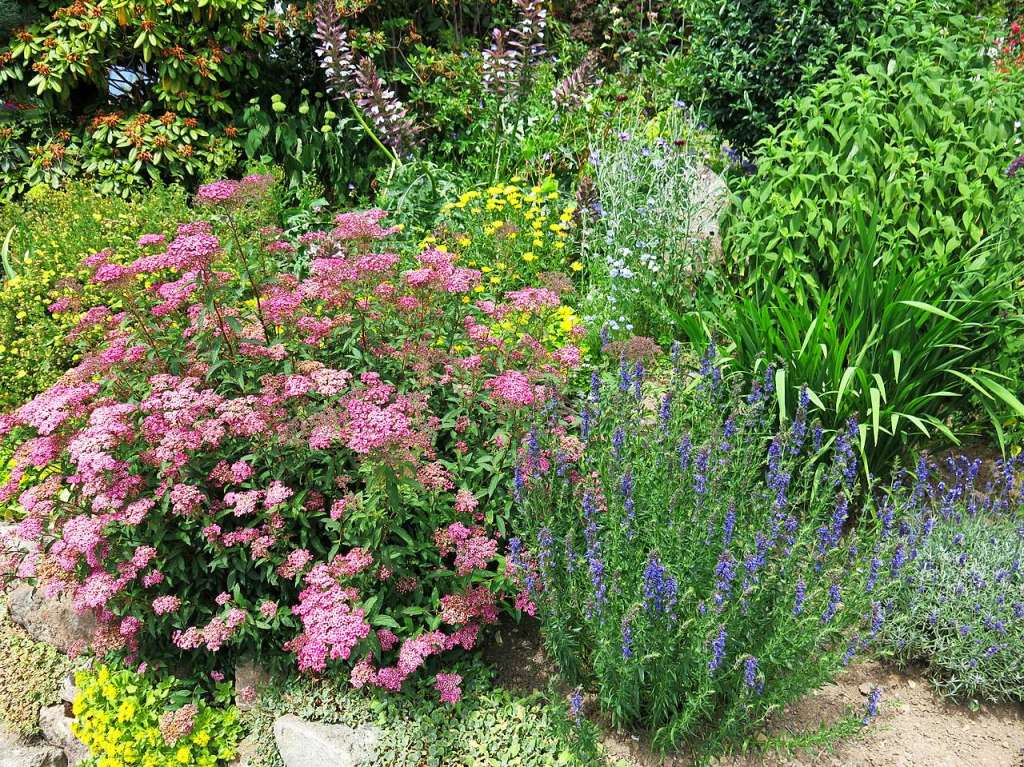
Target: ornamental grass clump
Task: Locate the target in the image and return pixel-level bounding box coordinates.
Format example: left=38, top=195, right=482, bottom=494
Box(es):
left=875, top=454, right=1024, bottom=702
left=513, top=346, right=890, bottom=750
left=0, top=175, right=581, bottom=701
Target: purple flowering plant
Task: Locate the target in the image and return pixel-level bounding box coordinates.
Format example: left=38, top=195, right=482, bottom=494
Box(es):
left=512, top=343, right=896, bottom=750
left=874, top=454, right=1024, bottom=702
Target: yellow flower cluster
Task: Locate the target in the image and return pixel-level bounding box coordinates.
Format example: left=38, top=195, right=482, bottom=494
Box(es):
left=429, top=176, right=580, bottom=298
left=423, top=177, right=587, bottom=352
left=71, top=665, right=241, bottom=767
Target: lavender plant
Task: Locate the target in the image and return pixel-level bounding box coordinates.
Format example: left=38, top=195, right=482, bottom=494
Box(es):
left=512, top=346, right=889, bottom=751
left=875, top=455, right=1024, bottom=703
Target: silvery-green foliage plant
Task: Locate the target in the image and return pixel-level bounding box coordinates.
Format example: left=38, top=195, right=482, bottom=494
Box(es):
left=580, top=105, right=726, bottom=345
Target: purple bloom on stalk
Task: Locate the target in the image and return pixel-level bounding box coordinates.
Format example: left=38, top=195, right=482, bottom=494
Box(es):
left=866, top=556, right=881, bottom=592
left=890, top=544, right=907, bottom=576
left=537, top=527, right=553, bottom=574
left=864, top=686, right=882, bottom=724
left=812, top=423, right=824, bottom=453
left=621, top=618, right=633, bottom=659
left=722, top=503, right=737, bottom=547
left=1006, top=154, right=1024, bottom=178
left=868, top=601, right=885, bottom=637
left=793, top=579, right=807, bottom=615
left=569, top=688, right=583, bottom=723
left=589, top=370, right=601, bottom=403
left=513, top=465, right=526, bottom=505
left=632, top=362, right=644, bottom=401
left=581, top=405, right=592, bottom=441
left=708, top=626, right=727, bottom=672
left=643, top=555, right=678, bottom=615
left=659, top=394, right=672, bottom=432
left=612, top=427, right=625, bottom=459
left=678, top=434, right=692, bottom=472
left=699, top=339, right=720, bottom=389
left=821, top=583, right=841, bottom=624
left=507, top=537, right=524, bottom=571
left=841, top=635, right=860, bottom=666
left=714, top=552, right=737, bottom=607
left=620, top=469, right=636, bottom=535
left=743, top=656, right=762, bottom=692
left=618, top=356, right=631, bottom=393
left=694, top=447, right=710, bottom=498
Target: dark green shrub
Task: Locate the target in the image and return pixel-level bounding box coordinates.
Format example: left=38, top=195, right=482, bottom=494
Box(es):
left=675, top=0, right=870, bottom=147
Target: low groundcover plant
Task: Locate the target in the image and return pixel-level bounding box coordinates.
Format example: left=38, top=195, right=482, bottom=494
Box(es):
left=875, top=455, right=1024, bottom=702
left=0, top=175, right=582, bottom=702
left=72, top=663, right=241, bottom=767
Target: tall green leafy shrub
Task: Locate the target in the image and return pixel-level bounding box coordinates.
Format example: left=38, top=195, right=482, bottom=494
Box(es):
left=724, top=7, right=1024, bottom=302
left=714, top=6, right=1024, bottom=470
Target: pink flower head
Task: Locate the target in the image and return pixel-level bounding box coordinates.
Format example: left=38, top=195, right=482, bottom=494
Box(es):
left=332, top=209, right=400, bottom=241
left=263, top=480, right=293, bottom=509
left=196, top=180, right=241, bottom=205
left=485, top=371, right=536, bottom=407
left=350, top=656, right=378, bottom=689
left=137, top=233, right=167, bottom=247
left=435, top=673, right=463, bottom=704
left=377, top=628, right=399, bottom=652
left=454, top=488, right=478, bottom=514
left=152, top=595, right=181, bottom=615
left=506, top=287, right=560, bottom=311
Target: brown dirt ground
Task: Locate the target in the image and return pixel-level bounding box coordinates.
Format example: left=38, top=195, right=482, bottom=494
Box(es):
left=486, top=619, right=1024, bottom=767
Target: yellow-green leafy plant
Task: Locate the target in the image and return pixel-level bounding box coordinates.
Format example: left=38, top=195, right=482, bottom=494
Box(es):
left=72, top=664, right=241, bottom=767
left=0, top=183, right=188, bottom=409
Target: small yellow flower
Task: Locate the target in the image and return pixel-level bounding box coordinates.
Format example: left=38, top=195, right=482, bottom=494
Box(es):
left=570, top=261, right=583, bottom=272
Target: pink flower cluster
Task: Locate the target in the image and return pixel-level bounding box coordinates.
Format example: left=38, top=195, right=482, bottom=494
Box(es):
left=285, top=560, right=372, bottom=672
left=0, top=185, right=585, bottom=697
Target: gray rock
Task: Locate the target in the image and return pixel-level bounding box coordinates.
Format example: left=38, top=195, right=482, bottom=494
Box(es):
left=6, top=586, right=95, bottom=654
left=234, top=658, right=271, bottom=711
left=58, top=675, right=77, bottom=705
left=0, top=725, right=67, bottom=767
left=228, top=734, right=260, bottom=767
left=38, top=706, right=89, bottom=766
left=273, top=715, right=380, bottom=767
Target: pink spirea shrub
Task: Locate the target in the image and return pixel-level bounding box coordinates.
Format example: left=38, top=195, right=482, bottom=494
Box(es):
left=0, top=179, right=581, bottom=701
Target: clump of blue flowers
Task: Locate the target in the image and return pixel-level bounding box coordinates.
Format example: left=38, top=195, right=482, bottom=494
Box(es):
left=513, top=345, right=893, bottom=750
